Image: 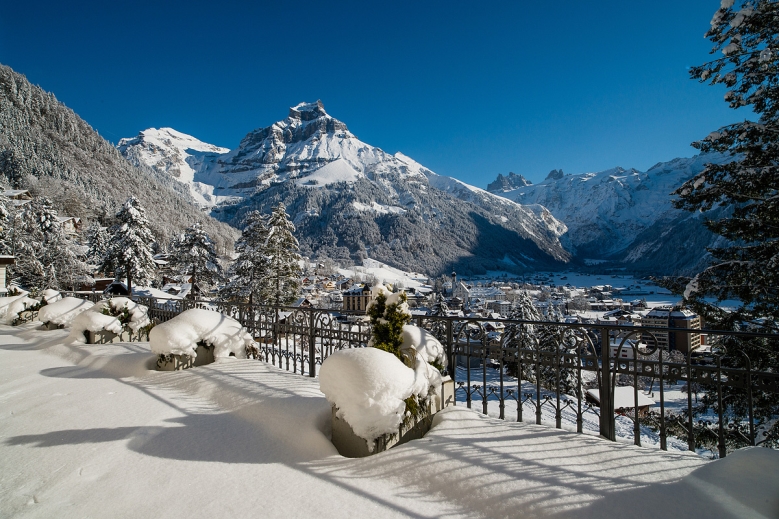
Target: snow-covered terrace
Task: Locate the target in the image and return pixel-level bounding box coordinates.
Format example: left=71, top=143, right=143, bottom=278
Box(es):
left=1, top=324, right=777, bottom=518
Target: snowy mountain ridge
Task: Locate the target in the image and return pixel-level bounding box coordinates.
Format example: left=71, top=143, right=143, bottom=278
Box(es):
left=490, top=153, right=728, bottom=273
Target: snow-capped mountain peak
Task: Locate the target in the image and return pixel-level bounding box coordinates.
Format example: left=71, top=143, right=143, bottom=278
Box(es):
left=118, top=101, right=573, bottom=274
left=117, top=128, right=230, bottom=207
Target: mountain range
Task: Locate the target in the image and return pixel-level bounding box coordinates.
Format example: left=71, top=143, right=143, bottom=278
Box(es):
left=0, top=61, right=722, bottom=278
left=118, top=101, right=571, bottom=275
left=119, top=99, right=724, bottom=276
left=486, top=155, right=727, bottom=275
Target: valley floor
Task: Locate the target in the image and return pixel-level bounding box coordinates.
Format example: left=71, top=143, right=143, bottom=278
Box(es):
left=1, top=324, right=777, bottom=518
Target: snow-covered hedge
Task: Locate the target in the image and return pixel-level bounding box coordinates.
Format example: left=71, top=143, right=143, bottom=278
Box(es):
left=40, top=289, right=62, bottom=304
left=0, top=292, right=40, bottom=325
left=67, top=297, right=151, bottom=344
left=149, top=308, right=252, bottom=360
left=38, top=297, right=94, bottom=328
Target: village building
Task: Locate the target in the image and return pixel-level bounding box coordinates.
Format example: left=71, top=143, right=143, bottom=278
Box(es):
left=342, top=284, right=371, bottom=312
left=56, top=216, right=82, bottom=235
left=586, top=386, right=655, bottom=417
left=639, top=306, right=702, bottom=354
left=0, top=255, right=14, bottom=294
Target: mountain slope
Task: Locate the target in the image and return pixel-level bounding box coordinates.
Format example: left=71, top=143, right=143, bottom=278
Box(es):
left=491, top=155, right=727, bottom=274
left=117, top=128, right=230, bottom=207
left=120, top=101, right=572, bottom=275
left=0, top=64, right=237, bottom=249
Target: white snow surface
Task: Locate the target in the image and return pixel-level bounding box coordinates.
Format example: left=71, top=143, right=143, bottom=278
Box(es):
left=149, top=308, right=252, bottom=359
left=67, top=298, right=150, bottom=344
left=37, top=297, right=94, bottom=327
left=1, top=325, right=778, bottom=518
left=296, top=158, right=362, bottom=186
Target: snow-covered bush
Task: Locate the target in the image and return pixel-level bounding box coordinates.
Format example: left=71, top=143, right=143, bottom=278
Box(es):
left=149, top=308, right=252, bottom=361
left=40, top=289, right=62, bottom=304
left=0, top=291, right=40, bottom=325
left=67, top=297, right=151, bottom=344
left=319, top=348, right=415, bottom=448
left=38, top=297, right=94, bottom=328
left=320, top=285, right=449, bottom=450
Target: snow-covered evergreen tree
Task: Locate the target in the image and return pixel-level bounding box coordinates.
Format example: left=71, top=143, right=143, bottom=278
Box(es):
left=85, top=222, right=110, bottom=269
left=0, top=194, right=13, bottom=256
left=13, top=197, right=89, bottom=292
left=171, top=222, right=224, bottom=296
left=503, top=291, right=540, bottom=379
left=675, top=0, right=779, bottom=326
left=534, top=305, right=579, bottom=394
left=102, top=197, right=156, bottom=295
left=220, top=211, right=269, bottom=304
left=259, top=203, right=302, bottom=306
left=667, top=0, right=779, bottom=448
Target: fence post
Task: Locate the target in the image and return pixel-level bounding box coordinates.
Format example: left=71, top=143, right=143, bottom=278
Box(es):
left=599, top=327, right=615, bottom=441
left=309, top=309, right=317, bottom=378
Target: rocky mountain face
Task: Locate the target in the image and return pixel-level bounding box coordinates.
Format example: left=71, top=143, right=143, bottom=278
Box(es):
left=0, top=64, right=237, bottom=250
left=119, top=101, right=572, bottom=276
left=486, top=171, right=532, bottom=193
left=488, top=155, right=728, bottom=275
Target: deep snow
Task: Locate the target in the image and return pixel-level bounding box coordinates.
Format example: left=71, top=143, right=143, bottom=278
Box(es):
left=1, top=323, right=777, bottom=518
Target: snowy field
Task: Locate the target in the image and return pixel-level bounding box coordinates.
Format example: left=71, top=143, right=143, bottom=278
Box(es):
left=1, top=324, right=777, bottom=518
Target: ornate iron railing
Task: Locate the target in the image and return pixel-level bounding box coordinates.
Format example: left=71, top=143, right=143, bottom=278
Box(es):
left=64, top=292, right=779, bottom=457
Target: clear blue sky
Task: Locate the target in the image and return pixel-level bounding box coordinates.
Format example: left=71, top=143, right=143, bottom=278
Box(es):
left=0, top=1, right=742, bottom=186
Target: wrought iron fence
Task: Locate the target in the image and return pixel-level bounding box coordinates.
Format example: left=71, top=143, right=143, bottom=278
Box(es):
left=64, top=292, right=779, bottom=458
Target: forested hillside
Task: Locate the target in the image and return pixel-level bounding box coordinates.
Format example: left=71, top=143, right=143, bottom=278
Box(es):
left=0, top=64, right=237, bottom=250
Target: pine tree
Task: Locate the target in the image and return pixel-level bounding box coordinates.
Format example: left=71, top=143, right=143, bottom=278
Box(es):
left=668, top=0, right=779, bottom=449
left=102, top=197, right=156, bottom=295
left=12, top=197, right=89, bottom=292
left=535, top=305, right=579, bottom=394
left=0, top=194, right=13, bottom=256
left=171, top=222, right=224, bottom=296
left=259, top=203, right=302, bottom=306
left=503, top=290, right=540, bottom=379
left=366, top=285, right=411, bottom=361
left=85, top=223, right=110, bottom=269
left=221, top=211, right=270, bottom=304
left=675, top=0, right=779, bottom=324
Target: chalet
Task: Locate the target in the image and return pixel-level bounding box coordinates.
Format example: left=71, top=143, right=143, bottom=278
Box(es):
left=0, top=189, right=32, bottom=207
left=57, top=216, right=82, bottom=235
left=104, top=281, right=130, bottom=296
left=292, top=297, right=313, bottom=308
left=586, top=386, right=655, bottom=417
left=0, top=255, right=14, bottom=294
